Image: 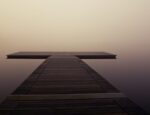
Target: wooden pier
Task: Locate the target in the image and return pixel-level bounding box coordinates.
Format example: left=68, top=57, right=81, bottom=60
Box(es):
left=0, top=52, right=148, bottom=114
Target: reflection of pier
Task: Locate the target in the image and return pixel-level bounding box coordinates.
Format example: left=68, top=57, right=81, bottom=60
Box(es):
left=0, top=52, right=148, bottom=114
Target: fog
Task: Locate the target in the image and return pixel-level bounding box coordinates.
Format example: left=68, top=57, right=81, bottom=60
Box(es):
left=0, top=0, right=149, bottom=53
left=0, top=0, right=150, bottom=113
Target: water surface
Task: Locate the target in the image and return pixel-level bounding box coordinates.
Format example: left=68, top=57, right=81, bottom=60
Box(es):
left=0, top=0, right=150, bottom=113
left=0, top=51, right=150, bottom=113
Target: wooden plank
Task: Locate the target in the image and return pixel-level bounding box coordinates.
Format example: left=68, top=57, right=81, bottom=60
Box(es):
left=0, top=98, right=147, bottom=115
left=12, top=55, right=118, bottom=94
left=6, top=93, right=126, bottom=100
left=7, top=52, right=116, bottom=59
left=0, top=54, right=148, bottom=114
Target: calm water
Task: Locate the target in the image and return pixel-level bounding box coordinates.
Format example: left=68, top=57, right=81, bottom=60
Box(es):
left=0, top=51, right=150, bottom=113
left=0, top=0, right=150, bottom=113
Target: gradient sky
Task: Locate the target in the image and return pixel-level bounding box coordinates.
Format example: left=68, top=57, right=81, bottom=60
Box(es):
left=0, top=0, right=150, bottom=112
left=0, top=0, right=150, bottom=54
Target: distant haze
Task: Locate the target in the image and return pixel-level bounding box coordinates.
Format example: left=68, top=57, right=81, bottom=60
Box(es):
left=0, top=1, right=150, bottom=112
left=0, top=0, right=150, bottom=54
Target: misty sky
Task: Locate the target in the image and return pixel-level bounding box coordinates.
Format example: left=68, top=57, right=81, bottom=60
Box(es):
left=0, top=1, right=150, bottom=112
left=0, top=0, right=150, bottom=54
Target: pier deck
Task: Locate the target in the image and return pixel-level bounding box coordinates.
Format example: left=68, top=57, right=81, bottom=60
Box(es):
left=0, top=52, right=148, bottom=114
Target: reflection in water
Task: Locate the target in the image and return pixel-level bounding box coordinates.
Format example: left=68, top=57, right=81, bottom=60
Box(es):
left=0, top=52, right=150, bottom=113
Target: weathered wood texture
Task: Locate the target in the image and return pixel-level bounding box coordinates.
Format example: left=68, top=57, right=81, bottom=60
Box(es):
left=12, top=55, right=118, bottom=94
left=0, top=54, right=148, bottom=114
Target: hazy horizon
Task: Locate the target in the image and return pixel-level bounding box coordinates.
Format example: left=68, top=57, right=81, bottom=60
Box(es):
left=0, top=0, right=150, bottom=54
left=0, top=0, right=150, bottom=113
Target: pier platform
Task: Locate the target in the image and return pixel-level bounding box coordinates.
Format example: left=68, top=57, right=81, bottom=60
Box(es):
left=0, top=52, right=148, bottom=114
